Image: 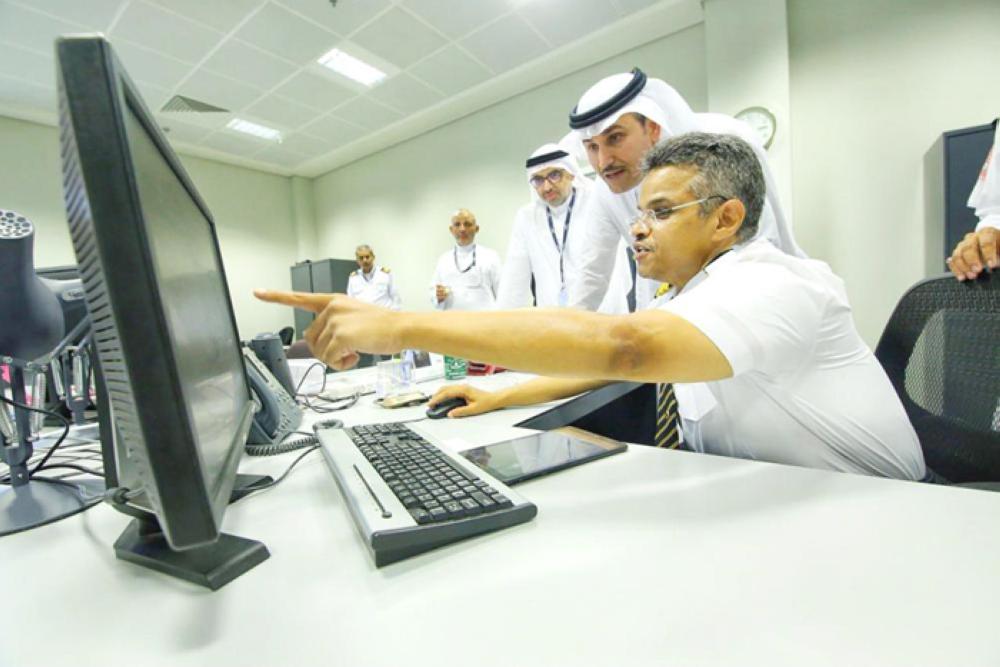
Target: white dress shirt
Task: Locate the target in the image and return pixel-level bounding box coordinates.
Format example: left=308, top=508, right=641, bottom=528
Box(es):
left=498, top=188, right=630, bottom=314
left=347, top=265, right=401, bottom=310
left=652, top=239, right=926, bottom=480
left=968, top=121, right=1000, bottom=231
left=429, top=243, right=502, bottom=311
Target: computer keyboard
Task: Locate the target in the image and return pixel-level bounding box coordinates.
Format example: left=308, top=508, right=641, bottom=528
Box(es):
left=316, top=421, right=537, bottom=566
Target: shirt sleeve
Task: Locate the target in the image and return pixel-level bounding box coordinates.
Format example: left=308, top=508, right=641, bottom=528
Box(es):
left=566, top=195, right=622, bottom=311
left=346, top=276, right=358, bottom=299
left=429, top=255, right=450, bottom=310
left=658, top=264, right=825, bottom=377
left=969, top=127, right=1000, bottom=230
left=387, top=273, right=402, bottom=311
left=496, top=213, right=534, bottom=309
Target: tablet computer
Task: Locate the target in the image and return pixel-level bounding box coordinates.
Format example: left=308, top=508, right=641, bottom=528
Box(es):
left=459, top=427, right=627, bottom=485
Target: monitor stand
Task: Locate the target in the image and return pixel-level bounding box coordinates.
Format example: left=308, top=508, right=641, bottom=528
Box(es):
left=113, top=512, right=270, bottom=591
left=0, top=476, right=103, bottom=537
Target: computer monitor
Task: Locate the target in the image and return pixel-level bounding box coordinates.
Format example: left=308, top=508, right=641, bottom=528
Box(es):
left=517, top=381, right=657, bottom=446
left=56, top=35, right=267, bottom=589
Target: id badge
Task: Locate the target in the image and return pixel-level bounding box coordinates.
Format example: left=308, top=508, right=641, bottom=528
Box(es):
left=558, top=286, right=568, bottom=307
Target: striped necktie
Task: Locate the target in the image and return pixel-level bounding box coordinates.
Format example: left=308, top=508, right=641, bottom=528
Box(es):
left=655, top=383, right=681, bottom=449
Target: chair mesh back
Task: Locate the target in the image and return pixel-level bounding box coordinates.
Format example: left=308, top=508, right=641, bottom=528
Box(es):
left=875, top=272, right=1000, bottom=482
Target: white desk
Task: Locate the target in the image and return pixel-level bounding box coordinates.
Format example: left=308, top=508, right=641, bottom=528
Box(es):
left=3, top=371, right=1000, bottom=667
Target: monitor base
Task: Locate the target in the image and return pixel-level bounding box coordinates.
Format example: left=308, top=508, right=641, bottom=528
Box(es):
left=114, top=517, right=270, bottom=590
left=0, top=477, right=103, bottom=537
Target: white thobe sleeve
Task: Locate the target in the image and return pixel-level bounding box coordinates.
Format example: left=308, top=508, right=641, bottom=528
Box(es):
left=565, top=195, right=621, bottom=311
left=485, top=249, right=502, bottom=302
left=969, top=125, right=1000, bottom=231
left=496, top=212, right=534, bottom=309
left=429, top=255, right=451, bottom=310
left=386, top=273, right=402, bottom=311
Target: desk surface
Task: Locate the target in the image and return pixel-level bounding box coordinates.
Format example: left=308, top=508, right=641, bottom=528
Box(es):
left=3, top=371, right=1000, bottom=667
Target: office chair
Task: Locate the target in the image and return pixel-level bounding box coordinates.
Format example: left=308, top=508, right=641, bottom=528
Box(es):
left=874, top=271, right=1000, bottom=488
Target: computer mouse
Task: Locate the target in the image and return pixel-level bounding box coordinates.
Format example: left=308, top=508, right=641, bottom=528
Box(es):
left=426, top=397, right=467, bottom=419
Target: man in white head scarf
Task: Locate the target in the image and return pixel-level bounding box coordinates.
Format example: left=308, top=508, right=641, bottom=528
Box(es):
left=564, top=67, right=805, bottom=310
left=496, top=142, right=631, bottom=313
left=948, top=118, right=999, bottom=281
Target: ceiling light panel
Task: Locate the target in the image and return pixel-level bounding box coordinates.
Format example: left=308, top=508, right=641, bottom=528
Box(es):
left=227, top=117, right=283, bottom=142
left=317, top=48, right=386, bottom=87
left=350, top=7, right=448, bottom=69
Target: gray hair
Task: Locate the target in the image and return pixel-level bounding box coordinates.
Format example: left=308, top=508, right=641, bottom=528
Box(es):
left=641, top=132, right=764, bottom=243
left=355, top=244, right=373, bottom=255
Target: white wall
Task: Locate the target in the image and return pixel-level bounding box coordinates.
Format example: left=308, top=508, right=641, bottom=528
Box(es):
left=0, top=114, right=299, bottom=339
left=788, top=0, right=1000, bottom=344
left=311, top=26, right=708, bottom=311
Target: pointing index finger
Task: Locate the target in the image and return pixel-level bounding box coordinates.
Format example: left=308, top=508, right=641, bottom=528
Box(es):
left=254, top=289, right=333, bottom=313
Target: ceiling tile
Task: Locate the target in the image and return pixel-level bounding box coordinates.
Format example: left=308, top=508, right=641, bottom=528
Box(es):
left=134, top=81, right=171, bottom=111
left=301, top=113, right=365, bottom=146
left=202, top=39, right=298, bottom=91
left=245, top=94, right=321, bottom=130
left=460, top=14, right=549, bottom=74
left=178, top=69, right=263, bottom=111
left=400, top=0, right=510, bottom=40
left=0, top=74, right=55, bottom=113
left=615, top=0, right=662, bottom=14
left=0, top=1, right=85, bottom=54
left=13, top=0, right=127, bottom=31
left=159, top=108, right=231, bottom=131
left=235, top=2, right=339, bottom=67
left=351, top=7, right=447, bottom=69
left=517, top=0, right=620, bottom=47
left=144, top=0, right=262, bottom=33
left=111, top=2, right=223, bottom=64
left=278, top=131, right=336, bottom=154
left=274, top=0, right=390, bottom=37
left=409, top=44, right=492, bottom=97
left=254, top=145, right=310, bottom=168
left=274, top=70, right=354, bottom=111
left=112, top=41, right=192, bottom=91
left=367, top=73, right=441, bottom=114
left=0, top=42, right=55, bottom=89
left=158, top=117, right=214, bottom=144
left=202, top=129, right=275, bottom=157
left=331, top=95, right=401, bottom=132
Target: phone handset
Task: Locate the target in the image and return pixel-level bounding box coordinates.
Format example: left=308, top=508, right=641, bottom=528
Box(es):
left=242, top=347, right=302, bottom=446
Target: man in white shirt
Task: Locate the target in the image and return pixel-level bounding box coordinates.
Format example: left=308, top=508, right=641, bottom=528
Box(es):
left=564, top=68, right=805, bottom=311
left=255, top=133, right=926, bottom=480
left=429, top=209, right=502, bottom=311
left=948, top=119, right=999, bottom=281
left=496, top=143, right=630, bottom=314
left=347, top=244, right=401, bottom=310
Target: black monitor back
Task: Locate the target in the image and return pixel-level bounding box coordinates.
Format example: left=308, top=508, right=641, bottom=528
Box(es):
left=517, top=382, right=656, bottom=446
left=57, top=36, right=254, bottom=551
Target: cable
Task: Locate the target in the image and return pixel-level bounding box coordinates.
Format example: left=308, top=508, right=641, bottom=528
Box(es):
left=30, top=463, right=104, bottom=478
left=245, top=430, right=319, bottom=457
left=293, top=362, right=329, bottom=397
left=300, top=391, right=360, bottom=414
left=0, top=394, right=71, bottom=485
left=232, top=445, right=320, bottom=502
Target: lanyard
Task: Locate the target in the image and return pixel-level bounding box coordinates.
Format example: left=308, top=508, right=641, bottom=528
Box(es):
left=453, top=245, right=477, bottom=273
left=545, top=189, right=576, bottom=284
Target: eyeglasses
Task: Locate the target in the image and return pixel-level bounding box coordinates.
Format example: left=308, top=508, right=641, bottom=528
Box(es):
left=529, top=170, right=565, bottom=188
left=634, top=195, right=727, bottom=228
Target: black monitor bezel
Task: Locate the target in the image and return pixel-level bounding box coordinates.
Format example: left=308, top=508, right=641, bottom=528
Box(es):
left=57, top=36, right=254, bottom=550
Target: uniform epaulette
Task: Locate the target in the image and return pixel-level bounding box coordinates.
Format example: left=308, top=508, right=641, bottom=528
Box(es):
left=654, top=282, right=672, bottom=298
left=381, top=267, right=391, bottom=273
left=349, top=270, right=358, bottom=276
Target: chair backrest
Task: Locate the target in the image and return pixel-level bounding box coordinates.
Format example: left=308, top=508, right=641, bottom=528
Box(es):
left=874, top=272, right=1000, bottom=482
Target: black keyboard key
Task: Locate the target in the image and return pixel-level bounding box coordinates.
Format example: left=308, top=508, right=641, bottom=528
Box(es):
left=443, top=500, right=465, bottom=519
left=409, top=508, right=431, bottom=525
left=471, top=491, right=496, bottom=510
left=428, top=507, right=448, bottom=522
left=490, top=493, right=513, bottom=509
left=460, top=498, right=482, bottom=516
